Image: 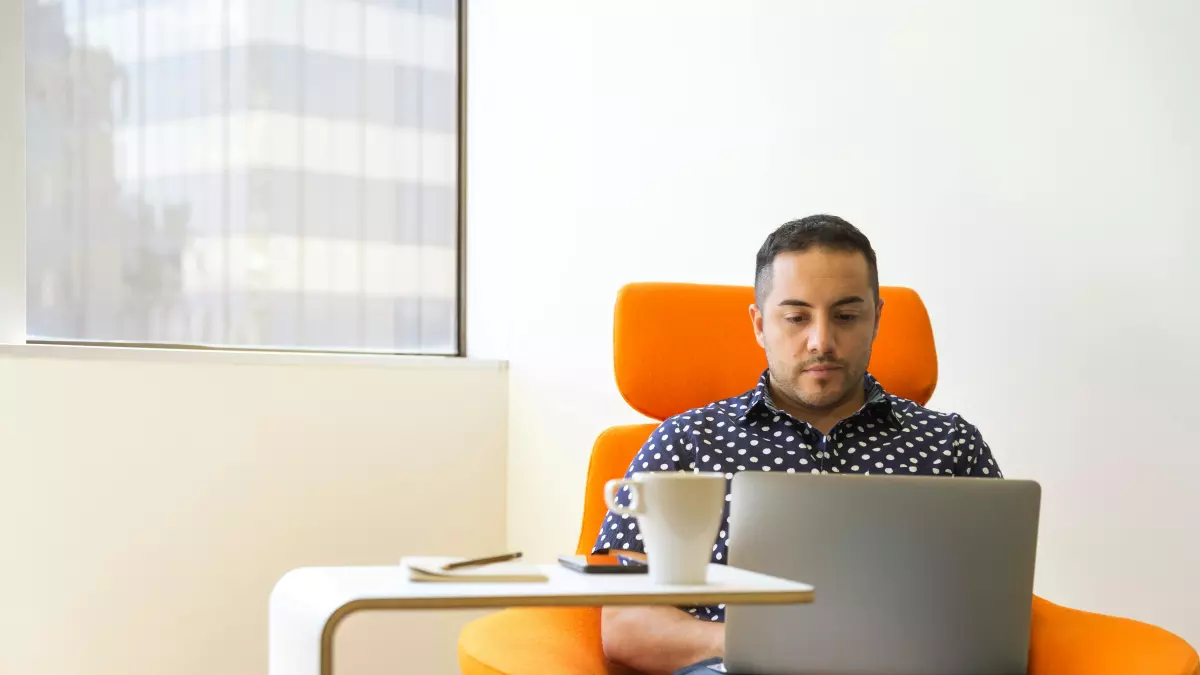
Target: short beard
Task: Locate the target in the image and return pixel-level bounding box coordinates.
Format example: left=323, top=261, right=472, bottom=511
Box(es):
left=767, top=352, right=870, bottom=414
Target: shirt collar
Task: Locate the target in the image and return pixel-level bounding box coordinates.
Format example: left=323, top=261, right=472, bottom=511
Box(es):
left=863, top=373, right=906, bottom=426
left=742, top=370, right=773, bottom=418
left=741, top=369, right=903, bottom=427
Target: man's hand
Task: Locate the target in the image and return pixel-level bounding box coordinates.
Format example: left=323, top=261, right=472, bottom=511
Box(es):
left=601, top=605, right=725, bottom=675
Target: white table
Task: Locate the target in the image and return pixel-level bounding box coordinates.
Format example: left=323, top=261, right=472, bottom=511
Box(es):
left=269, top=563, right=814, bottom=675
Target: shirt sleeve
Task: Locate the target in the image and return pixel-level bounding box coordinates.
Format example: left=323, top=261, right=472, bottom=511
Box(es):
left=592, top=418, right=694, bottom=555
left=952, top=418, right=1003, bottom=478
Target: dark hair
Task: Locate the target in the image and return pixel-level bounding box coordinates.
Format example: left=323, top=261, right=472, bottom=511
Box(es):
left=754, top=215, right=879, bottom=305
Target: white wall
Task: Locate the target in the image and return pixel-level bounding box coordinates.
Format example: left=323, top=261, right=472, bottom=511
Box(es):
left=468, top=0, right=1200, bottom=647
left=0, top=348, right=507, bottom=675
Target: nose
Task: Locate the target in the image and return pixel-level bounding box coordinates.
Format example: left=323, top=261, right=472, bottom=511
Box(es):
left=806, top=315, right=836, bottom=356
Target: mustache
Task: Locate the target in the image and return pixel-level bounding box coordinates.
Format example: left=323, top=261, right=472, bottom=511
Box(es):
left=797, top=358, right=846, bottom=370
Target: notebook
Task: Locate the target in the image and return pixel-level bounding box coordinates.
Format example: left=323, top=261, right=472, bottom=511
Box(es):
left=402, top=556, right=549, bottom=583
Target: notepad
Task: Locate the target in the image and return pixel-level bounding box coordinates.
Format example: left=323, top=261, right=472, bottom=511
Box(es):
left=402, top=556, right=549, bottom=583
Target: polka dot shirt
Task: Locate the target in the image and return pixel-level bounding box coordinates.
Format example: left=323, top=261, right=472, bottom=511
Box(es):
left=592, top=370, right=1002, bottom=623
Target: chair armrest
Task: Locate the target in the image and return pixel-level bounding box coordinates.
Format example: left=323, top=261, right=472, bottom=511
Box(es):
left=1030, top=597, right=1199, bottom=675
left=459, top=607, right=635, bottom=675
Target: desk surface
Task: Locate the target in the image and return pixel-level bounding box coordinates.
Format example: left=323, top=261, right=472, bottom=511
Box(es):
left=273, top=562, right=814, bottom=610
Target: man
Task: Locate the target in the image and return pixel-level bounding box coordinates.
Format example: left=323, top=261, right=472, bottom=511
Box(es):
left=594, top=215, right=1001, bottom=675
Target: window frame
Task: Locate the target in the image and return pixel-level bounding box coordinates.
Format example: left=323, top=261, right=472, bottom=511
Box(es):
left=0, top=0, right=469, bottom=357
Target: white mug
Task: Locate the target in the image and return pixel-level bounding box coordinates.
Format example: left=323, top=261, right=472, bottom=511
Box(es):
left=604, top=471, right=726, bottom=585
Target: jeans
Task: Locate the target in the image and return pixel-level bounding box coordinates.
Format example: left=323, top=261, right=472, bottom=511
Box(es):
left=673, top=657, right=726, bottom=674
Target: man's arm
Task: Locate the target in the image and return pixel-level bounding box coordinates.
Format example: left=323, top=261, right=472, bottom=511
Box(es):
left=594, top=419, right=721, bottom=673
left=601, top=606, right=724, bottom=675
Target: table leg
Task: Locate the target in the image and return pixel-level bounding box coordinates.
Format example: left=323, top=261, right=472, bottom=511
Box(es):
left=269, top=569, right=342, bottom=675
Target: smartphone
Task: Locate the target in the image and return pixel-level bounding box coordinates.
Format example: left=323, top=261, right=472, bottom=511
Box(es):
left=557, top=554, right=648, bottom=574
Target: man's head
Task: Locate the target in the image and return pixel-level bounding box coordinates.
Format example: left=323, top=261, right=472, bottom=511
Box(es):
left=750, top=215, right=883, bottom=414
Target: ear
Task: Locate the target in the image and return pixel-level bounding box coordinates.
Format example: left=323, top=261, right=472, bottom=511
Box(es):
left=750, top=303, right=766, bottom=349
left=872, top=297, right=885, bottom=341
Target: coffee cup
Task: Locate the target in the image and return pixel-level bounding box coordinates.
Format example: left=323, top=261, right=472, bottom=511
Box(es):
left=604, top=471, right=726, bottom=585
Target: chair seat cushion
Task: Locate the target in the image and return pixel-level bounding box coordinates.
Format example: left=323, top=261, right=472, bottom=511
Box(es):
left=1030, top=597, right=1199, bottom=675
left=459, top=607, right=622, bottom=675
left=460, top=600, right=1198, bottom=675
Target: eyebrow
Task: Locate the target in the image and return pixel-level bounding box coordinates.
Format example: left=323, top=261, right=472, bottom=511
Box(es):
left=777, top=296, right=867, bottom=308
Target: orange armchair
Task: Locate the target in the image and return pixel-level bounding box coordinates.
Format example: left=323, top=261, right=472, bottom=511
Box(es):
left=459, top=283, right=1198, bottom=675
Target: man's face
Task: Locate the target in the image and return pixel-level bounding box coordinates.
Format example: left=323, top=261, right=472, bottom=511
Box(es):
left=750, top=247, right=883, bottom=412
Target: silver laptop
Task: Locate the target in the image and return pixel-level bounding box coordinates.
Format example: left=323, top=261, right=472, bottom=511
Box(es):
left=724, top=473, right=1040, bottom=675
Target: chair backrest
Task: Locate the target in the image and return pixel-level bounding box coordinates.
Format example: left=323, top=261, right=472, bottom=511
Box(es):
left=574, top=282, right=939, bottom=554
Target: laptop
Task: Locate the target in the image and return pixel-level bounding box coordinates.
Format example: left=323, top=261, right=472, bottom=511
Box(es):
left=723, top=473, right=1041, bottom=675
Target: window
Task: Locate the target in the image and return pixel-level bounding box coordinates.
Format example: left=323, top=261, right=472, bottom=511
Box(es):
left=22, top=0, right=463, bottom=354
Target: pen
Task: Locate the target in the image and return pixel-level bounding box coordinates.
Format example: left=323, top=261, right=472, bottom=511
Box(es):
left=441, top=551, right=523, bottom=571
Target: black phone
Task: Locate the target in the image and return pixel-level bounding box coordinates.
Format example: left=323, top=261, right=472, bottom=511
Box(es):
left=557, top=554, right=648, bottom=574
